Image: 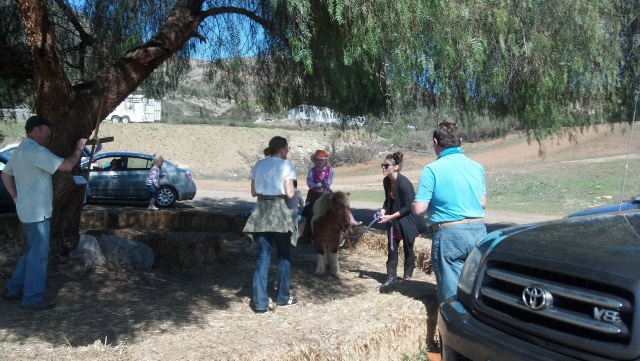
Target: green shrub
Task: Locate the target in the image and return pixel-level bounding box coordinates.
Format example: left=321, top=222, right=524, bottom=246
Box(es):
left=328, top=137, right=391, bottom=167
left=0, top=119, right=26, bottom=145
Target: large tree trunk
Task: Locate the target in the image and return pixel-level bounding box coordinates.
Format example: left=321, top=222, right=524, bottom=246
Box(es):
left=48, top=99, right=103, bottom=253
left=15, top=0, right=207, bottom=255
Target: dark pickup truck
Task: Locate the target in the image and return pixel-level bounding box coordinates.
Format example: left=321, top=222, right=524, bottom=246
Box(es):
left=439, top=209, right=640, bottom=360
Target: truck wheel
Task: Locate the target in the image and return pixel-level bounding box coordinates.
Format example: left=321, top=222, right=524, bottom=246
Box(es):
left=111, top=115, right=120, bottom=123
left=156, top=186, right=177, bottom=208
left=122, top=116, right=130, bottom=124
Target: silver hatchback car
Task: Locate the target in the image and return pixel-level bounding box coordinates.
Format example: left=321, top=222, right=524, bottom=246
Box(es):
left=82, top=152, right=196, bottom=208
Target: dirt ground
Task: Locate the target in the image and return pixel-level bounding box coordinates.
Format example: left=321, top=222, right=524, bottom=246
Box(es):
left=0, top=122, right=638, bottom=360
left=0, top=224, right=438, bottom=360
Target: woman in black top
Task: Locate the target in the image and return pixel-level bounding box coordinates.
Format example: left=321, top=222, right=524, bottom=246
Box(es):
left=377, top=151, right=428, bottom=287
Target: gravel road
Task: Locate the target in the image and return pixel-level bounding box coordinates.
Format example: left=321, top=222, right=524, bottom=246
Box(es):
left=189, top=188, right=558, bottom=234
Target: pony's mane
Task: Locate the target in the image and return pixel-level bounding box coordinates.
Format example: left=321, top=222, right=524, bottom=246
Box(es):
left=312, top=191, right=350, bottom=219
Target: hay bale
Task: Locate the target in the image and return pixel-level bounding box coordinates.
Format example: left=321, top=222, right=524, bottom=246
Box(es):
left=351, top=229, right=433, bottom=275
left=353, top=229, right=388, bottom=253
left=85, top=229, right=228, bottom=267
left=414, top=236, right=433, bottom=275
left=81, top=208, right=247, bottom=233
left=2, top=211, right=439, bottom=361
left=201, top=293, right=429, bottom=361
left=152, top=232, right=226, bottom=266
left=80, top=208, right=251, bottom=268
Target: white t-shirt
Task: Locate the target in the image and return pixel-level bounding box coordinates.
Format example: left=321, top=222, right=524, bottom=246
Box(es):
left=3, top=137, right=63, bottom=223
left=251, top=157, right=296, bottom=196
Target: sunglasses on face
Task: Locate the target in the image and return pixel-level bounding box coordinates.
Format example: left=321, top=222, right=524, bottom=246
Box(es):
left=381, top=163, right=392, bottom=169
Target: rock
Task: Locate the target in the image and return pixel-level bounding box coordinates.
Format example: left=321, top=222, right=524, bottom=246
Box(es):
left=69, top=234, right=105, bottom=266
left=98, top=234, right=155, bottom=268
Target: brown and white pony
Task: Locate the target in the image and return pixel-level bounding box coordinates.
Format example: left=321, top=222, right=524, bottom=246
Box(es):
left=310, top=191, right=351, bottom=277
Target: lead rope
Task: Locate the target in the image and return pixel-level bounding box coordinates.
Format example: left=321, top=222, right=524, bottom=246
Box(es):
left=341, top=211, right=382, bottom=255
left=345, top=211, right=383, bottom=239
left=619, top=91, right=640, bottom=212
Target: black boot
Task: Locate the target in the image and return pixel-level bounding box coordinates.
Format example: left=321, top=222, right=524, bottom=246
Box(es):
left=403, top=264, right=414, bottom=280
left=380, top=263, right=398, bottom=288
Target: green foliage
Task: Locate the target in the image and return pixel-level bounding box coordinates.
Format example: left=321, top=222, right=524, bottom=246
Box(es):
left=250, top=0, right=434, bottom=116
left=78, top=0, right=191, bottom=97
left=617, top=0, right=640, bottom=121
left=367, top=107, right=522, bottom=152
left=413, top=0, right=624, bottom=140
left=0, top=118, right=25, bottom=145
left=1, top=0, right=638, bottom=146
left=0, top=0, right=32, bottom=110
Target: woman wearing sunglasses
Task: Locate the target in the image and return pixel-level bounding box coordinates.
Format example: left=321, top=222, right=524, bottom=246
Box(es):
left=377, top=151, right=428, bottom=288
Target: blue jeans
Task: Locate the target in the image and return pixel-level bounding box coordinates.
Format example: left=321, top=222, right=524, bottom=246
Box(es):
left=252, top=232, right=291, bottom=310
left=6, top=219, right=51, bottom=306
left=146, top=184, right=158, bottom=199
left=431, top=222, right=486, bottom=304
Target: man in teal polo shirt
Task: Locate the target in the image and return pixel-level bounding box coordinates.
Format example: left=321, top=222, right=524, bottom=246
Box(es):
left=412, top=122, right=487, bottom=305
left=1, top=115, right=87, bottom=310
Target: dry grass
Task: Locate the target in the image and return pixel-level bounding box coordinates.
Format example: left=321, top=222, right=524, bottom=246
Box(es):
left=353, top=228, right=433, bottom=275
left=3, top=117, right=636, bottom=361
left=0, top=211, right=439, bottom=361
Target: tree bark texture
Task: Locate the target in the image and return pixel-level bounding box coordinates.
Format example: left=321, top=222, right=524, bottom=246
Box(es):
left=14, top=0, right=207, bottom=253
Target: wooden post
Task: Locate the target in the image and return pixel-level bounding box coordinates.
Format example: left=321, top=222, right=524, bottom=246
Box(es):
left=83, top=136, right=114, bottom=178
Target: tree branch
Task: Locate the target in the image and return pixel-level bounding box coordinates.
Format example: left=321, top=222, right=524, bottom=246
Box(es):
left=201, top=6, right=290, bottom=48
left=51, top=0, right=113, bottom=62
left=78, top=0, right=208, bottom=112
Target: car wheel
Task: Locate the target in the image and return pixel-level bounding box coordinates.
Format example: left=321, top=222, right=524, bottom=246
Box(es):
left=111, top=115, right=120, bottom=123
left=156, top=186, right=177, bottom=208
left=122, top=116, right=130, bottom=124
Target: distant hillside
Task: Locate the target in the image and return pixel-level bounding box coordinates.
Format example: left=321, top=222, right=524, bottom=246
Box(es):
left=161, top=58, right=264, bottom=125
left=162, top=60, right=237, bottom=123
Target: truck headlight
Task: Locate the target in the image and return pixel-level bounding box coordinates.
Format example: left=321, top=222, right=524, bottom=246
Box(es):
left=458, top=247, right=483, bottom=296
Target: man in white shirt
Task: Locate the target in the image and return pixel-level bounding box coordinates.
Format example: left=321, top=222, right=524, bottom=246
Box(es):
left=1, top=115, right=87, bottom=310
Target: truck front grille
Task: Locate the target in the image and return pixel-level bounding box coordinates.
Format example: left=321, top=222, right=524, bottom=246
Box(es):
left=475, top=261, right=636, bottom=358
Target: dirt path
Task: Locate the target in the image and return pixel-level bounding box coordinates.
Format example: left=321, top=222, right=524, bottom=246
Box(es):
left=188, top=121, right=638, bottom=228
left=1, top=122, right=636, bottom=360
left=191, top=184, right=558, bottom=232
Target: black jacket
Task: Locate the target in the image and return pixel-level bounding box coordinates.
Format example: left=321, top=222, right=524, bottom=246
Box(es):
left=382, top=173, right=428, bottom=242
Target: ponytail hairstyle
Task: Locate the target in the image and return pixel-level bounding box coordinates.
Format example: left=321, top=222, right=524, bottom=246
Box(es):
left=264, top=136, right=288, bottom=157
left=385, top=151, right=404, bottom=171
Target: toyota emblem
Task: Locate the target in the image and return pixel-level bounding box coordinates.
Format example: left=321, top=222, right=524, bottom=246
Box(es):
left=522, top=285, right=553, bottom=310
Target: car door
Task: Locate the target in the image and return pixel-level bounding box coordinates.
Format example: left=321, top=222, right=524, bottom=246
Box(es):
left=0, top=156, right=15, bottom=211
left=87, top=156, right=126, bottom=198
left=120, top=155, right=153, bottom=198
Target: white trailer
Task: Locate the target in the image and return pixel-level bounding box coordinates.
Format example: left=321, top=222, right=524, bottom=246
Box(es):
left=105, top=95, right=161, bottom=123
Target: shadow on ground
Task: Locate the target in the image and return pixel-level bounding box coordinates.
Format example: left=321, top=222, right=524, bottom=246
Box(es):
left=0, top=206, right=432, bottom=353
left=0, top=200, right=527, bottom=358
